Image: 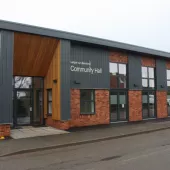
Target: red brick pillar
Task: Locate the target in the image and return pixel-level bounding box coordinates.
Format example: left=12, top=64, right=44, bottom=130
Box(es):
left=129, top=91, right=142, bottom=121
left=0, top=124, right=10, bottom=137
left=156, top=91, right=168, bottom=118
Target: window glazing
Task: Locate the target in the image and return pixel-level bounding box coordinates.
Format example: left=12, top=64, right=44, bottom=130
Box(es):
left=110, top=63, right=127, bottom=89
left=47, top=89, right=52, bottom=115
left=80, top=90, right=95, bottom=114
left=142, top=67, right=155, bottom=89
left=110, top=91, right=127, bottom=122
left=142, top=91, right=155, bottom=119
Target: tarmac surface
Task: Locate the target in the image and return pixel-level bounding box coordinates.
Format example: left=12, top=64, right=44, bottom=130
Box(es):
left=1, top=119, right=170, bottom=157
left=1, top=128, right=170, bottom=169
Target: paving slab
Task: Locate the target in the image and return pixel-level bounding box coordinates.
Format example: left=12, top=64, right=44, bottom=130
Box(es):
left=10, top=126, right=69, bottom=139
left=1, top=119, right=170, bottom=157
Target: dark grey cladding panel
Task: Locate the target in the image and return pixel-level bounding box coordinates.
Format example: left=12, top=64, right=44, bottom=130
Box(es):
left=128, top=53, right=142, bottom=90
left=60, top=40, right=71, bottom=120
left=0, top=20, right=170, bottom=58
left=156, top=58, right=167, bottom=91
left=0, top=30, right=13, bottom=124
left=70, top=44, right=109, bottom=89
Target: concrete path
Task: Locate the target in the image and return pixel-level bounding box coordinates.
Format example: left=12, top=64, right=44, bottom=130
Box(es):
left=11, top=126, right=68, bottom=139
left=1, top=119, right=170, bottom=157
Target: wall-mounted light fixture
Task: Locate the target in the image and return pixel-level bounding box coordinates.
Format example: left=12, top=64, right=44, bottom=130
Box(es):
left=53, top=79, right=57, bottom=84
left=160, top=85, right=164, bottom=88
left=74, top=80, right=80, bottom=84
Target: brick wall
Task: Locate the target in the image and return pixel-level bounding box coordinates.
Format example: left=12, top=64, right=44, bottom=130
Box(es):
left=129, top=91, right=142, bottom=121
left=70, top=89, right=110, bottom=127
left=166, top=60, right=170, bottom=69
left=45, top=89, right=110, bottom=129
left=109, top=51, right=128, bottom=63
left=46, top=117, right=70, bottom=130
left=156, top=91, right=168, bottom=118
left=142, top=56, right=155, bottom=67
left=0, top=124, right=10, bottom=137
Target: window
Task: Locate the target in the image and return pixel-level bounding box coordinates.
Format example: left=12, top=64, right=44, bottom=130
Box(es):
left=110, top=91, right=127, bottom=122
left=0, top=32, right=1, bottom=53
left=167, top=91, right=170, bottom=116
left=110, top=63, right=127, bottom=88
left=142, top=91, right=155, bottom=119
left=142, top=67, right=155, bottom=89
left=80, top=90, right=95, bottom=114
left=167, top=70, right=170, bottom=116
left=47, top=89, right=52, bottom=115
left=14, top=76, right=32, bottom=89
left=167, top=70, right=170, bottom=89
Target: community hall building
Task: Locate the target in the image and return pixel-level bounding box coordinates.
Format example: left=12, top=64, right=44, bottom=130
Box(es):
left=0, top=20, right=170, bottom=137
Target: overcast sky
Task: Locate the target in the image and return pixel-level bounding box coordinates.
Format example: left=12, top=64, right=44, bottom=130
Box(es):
left=0, top=0, right=170, bottom=52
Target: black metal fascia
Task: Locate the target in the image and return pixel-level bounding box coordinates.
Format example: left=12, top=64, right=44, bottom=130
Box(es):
left=0, top=19, right=170, bottom=58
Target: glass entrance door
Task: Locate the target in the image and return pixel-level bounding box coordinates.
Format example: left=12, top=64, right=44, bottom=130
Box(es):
left=110, top=91, right=128, bottom=122
left=14, top=90, right=32, bottom=125
left=32, top=90, right=43, bottom=125
left=13, top=76, right=44, bottom=126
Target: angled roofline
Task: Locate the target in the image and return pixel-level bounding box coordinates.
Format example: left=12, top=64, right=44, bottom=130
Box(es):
left=0, top=19, right=170, bottom=58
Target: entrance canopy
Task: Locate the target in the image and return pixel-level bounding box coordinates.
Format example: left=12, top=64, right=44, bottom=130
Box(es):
left=13, top=32, right=58, bottom=77
left=13, top=32, right=61, bottom=125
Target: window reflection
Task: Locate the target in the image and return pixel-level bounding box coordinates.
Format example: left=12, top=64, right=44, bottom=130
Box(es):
left=16, top=91, right=31, bottom=125
left=142, top=67, right=155, bottom=89
left=119, top=92, right=126, bottom=120
left=119, top=64, right=126, bottom=75
left=167, top=70, right=170, bottom=89
left=142, top=93, right=148, bottom=118
left=142, top=92, right=155, bottom=119
left=149, top=94, right=155, bottom=117
left=109, top=63, right=118, bottom=75
left=110, top=74, right=118, bottom=88
left=80, top=90, right=95, bottom=114
left=142, top=79, right=148, bottom=87
left=14, top=77, right=43, bottom=89
left=149, top=79, right=154, bottom=88
left=149, top=68, right=154, bottom=78
left=80, top=90, right=94, bottom=100
left=167, top=70, right=170, bottom=79
left=47, top=89, right=52, bottom=115
left=110, top=91, right=127, bottom=122
left=142, top=67, right=148, bottom=78
left=14, top=77, right=32, bottom=88
left=167, top=92, right=170, bottom=116
left=110, top=93, right=118, bottom=121
left=0, top=32, right=1, bottom=52
left=168, top=81, right=170, bottom=88
left=13, top=76, right=44, bottom=125
left=119, top=75, right=126, bottom=88
left=110, top=63, right=127, bottom=89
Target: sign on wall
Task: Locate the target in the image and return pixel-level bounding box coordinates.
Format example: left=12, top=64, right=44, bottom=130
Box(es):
left=70, top=60, right=102, bottom=74
left=70, top=44, right=109, bottom=89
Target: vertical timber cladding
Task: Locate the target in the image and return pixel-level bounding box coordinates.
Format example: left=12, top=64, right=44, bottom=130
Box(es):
left=70, top=43, right=110, bottom=89
left=44, top=40, right=61, bottom=120
left=44, top=39, right=71, bottom=121
left=0, top=31, right=14, bottom=124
